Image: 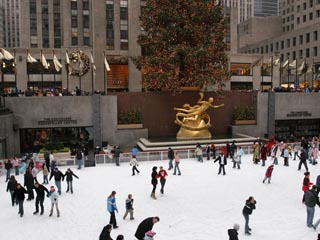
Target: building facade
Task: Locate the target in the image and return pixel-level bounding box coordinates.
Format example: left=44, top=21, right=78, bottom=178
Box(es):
left=254, top=0, right=279, bottom=17
left=239, top=0, right=320, bottom=88
left=0, top=0, right=20, bottom=47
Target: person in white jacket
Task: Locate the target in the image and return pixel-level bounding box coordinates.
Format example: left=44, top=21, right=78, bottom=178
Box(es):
left=130, top=157, right=140, bottom=176
left=48, top=186, right=60, bottom=217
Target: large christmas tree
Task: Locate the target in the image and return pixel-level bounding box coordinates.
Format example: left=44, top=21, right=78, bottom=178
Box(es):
left=132, top=0, right=230, bottom=93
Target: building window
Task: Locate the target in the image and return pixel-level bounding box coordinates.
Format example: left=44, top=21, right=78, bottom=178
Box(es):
left=276, top=42, right=279, bottom=51
left=287, top=39, right=290, bottom=48
left=297, top=17, right=300, bottom=24
left=42, top=0, right=49, bottom=48
left=83, top=15, right=89, bottom=28
left=314, top=47, right=318, bottom=57
left=83, top=1, right=89, bottom=10
left=230, top=63, right=251, bottom=76
left=310, top=12, right=313, bottom=21
left=30, top=0, right=37, bottom=47
left=314, top=31, right=318, bottom=41
left=71, top=1, right=77, bottom=10
left=293, top=37, right=296, bottom=46
left=83, top=37, right=90, bottom=46
left=261, top=46, right=264, bottom=54
left=299, top=49, right=303, bottom=59
left=106, top=0, right=114, bottom=50
left=71, top=16, right=77, bottom=28
left=53, top=0, right=61, bottom=48
left=317, top=10, right=320, bottom=18
left=297, top=5, right=300, bottom=12
left=299, top=35, right=303, bottom=44
left=120, top=0, right=128, bottom=50
left=292, top=51, right=296, bottom=60
left=303, top=15, right=306, bottom=22
left=72, top=37, right=78, bottom=46
left=281, top=40, right=284, bottom=49
left=270, top=43, right=273, bottom=52
left=265, top=45, right=269, bottom=53
left=303, top=2, right=307, bottom=10
left=310, top=0, right=314, bottom=7
left=306, top=48, right=310, bottom=58
left=306, top=33, right=310, bottom=43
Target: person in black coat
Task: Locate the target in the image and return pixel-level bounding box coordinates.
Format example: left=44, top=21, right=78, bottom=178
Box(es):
left=99, top=224, right=113, bottom=240
left=13, top=183, right=28, bottom=217
left=167, top=147, right=174, bottom=170
left=242, top=196, right=256, bottom=235
left=6, top=175, right=17, bottom=206
left=49, top=167, right=64, bottom=195
left=228, top=223, right=240, bottom=240
left=64, top=168, right=79, bottom=194
left=4, top=159, right=13, bottom=182
left=24, top=168, right=34, bottom=200
left=298, top=149, right=309, bottom=171
left=33, top=182, right=49, bottom=215
left=135, top=216, right=160, bottom=240
left=150, top=166, right=158, bottom=199
left=214, top=153, right=227, bottom=175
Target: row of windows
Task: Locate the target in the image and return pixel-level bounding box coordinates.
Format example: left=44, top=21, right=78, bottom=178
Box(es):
left=282, top=0, right=320, bottom=15
left=282, top=9, right=320, bottom=33
left=280, top=46, right=318, bottom=60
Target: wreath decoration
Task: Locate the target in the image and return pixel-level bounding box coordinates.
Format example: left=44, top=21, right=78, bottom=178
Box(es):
left=66, top=50, right=90, bottom=76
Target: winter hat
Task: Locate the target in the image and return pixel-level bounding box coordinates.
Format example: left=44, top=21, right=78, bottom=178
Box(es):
left=233, top=223, right=240, bottom=231
left=50, top=186, right=55, bottom=190
left=146, top=231, right=156, bottom=237
left=152, top=166, right=157, bottom=171
left=304, top=171, right=310, bottom=176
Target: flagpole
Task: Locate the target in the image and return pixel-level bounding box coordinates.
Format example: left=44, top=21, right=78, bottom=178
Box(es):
left=91, top=50, right=94, bottom=94
left=103, top=51, right=106, bottom=94
left=66, top=49, right=69, bottom=91
left=311, top=59, right=314, bottom=89
left=295, top=59, right=298, bottom=88
left=27, top=49, right=30, bottom=87
left=14, top=49, right=17, bottom=86
left=279, top=59, right=282, bottom=88
left=261, top=55, right=264, bottom=90
left=52, top=50, right=56, bottom=83
left=287, top=60, right=289, bottom=89
left=271, top=56, right=273, bottom=89
left=40, top=50, right=44, bottom=94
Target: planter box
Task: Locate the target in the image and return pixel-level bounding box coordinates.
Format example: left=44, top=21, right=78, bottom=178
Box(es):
left=117, top=124, right=143, bottom=129
left=233, top=120, right=256, bottom=125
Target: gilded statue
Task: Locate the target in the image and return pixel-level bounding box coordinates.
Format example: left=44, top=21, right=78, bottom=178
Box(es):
left=174, top=92, right=224, bottom=139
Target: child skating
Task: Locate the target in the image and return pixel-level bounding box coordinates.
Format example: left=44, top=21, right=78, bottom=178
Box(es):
left=263, top=164, right=274, bottom=184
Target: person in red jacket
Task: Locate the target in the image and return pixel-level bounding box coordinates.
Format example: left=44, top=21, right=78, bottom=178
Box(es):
left=158, top=166, right=168, bottom=194
left=302, top=171, right=313, bottom=203
left=262, top=164, right=274, bottom=183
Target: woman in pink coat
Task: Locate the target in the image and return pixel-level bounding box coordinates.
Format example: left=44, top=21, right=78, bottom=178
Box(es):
left=311, top=145, right=319, bottom=165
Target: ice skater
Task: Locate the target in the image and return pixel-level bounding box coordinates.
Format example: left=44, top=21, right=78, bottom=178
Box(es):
left=33, top=182, right=49, bottom=215
left=158, top=166, right=168, bottom=194
left=13, top=183, right=28, bottom=217
left=135, top=216, right=160, bottom=240
left=49, top=167, right=64, bottom=195
left=228, top=223, right=240, bottom=240
left=263, top=164, right=274, bottom=184
left=48, top=185, right=60, bottom=217
left=302, top=171, right=313, bottom=203
left=64, top=168, right=79, bottom=194
left=6, top=175, right=17, bottom=206
left=242, top=196, right=256, bottom=235
left=130, top=156, right=140, bottom=176
left=168, top=147, right=174, bottom=170
left=214, top=152, right=227, bottom=175
left=123, top=193, right=134, bottom=220
left=107, top=191, right=118, bottom=228
left=173, top=151, right=181, bottom=175
left=151, top=166, right=158, bottom=199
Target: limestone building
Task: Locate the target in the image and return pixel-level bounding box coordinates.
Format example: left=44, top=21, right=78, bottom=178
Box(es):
left=0, top=0, right=20, bottom=47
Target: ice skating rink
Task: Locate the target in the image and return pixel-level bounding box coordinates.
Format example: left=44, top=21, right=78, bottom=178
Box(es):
left=0, top=155, right=319, bottom=240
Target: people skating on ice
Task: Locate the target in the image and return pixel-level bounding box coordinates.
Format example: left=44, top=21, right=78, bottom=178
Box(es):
left=130, top=156, right=140, bottom=176
left=260, top=143, right=268, bottom=166
left=298, top=149, right=309, bottom=171
left=41, top=163, right=49, bottom=185
left=211, top=143, right=216, bottom=159
left=158, top=166, right=168, bottom=194
left=271, top=143, right=281, bottom=165
left=135, top=216, right=159, bottom=240
left=33, top=182, right=49, bottom=215
left=214, top=152, right=227, bottom=175
left=226, top=142, right=231, bottom=158
left=5, top=159, right=13, bottom=182
left=24, top=168, right=34, bottom=201
left=144, top=230, right=156, bottom=240
left=48, top=185, right=60, bottom=217
left=167, top=147, right=174, bottom=170
left=111, top=146, right=121, bottom=166
left=13, top=183, right=28, bottom=217
left=195, top=143, right=203, bottom=162
left=263, top=164, right=274, bottom=184
left=302, top=171, right=313, bottom=203
left=64, top=168, right=79, bottom=194
left=282, top=145, right=290, bottom=166
left=123, top=193, right=134, bottom=220
left=173, top=151, right=181, bottom=176
left=236, top=146, right=245, bottom=165
left=205, top=144, right=211, bottom=160
left=107, top=191, right=119, bottom=228
left=150, top=166, right=158, bottom=199
left=230, top=140, right=237, bottom=162
left=99, top=224, right=113, bottom=240
left=132, top=145, right=139, bottom=158
left=311, top=145, right=319, bottom=165
left=303, top=185, right=320, bottom=228
left=242, top=196, right=256, bottom=235
left=12, top=157, right=19, bottom=176
left=227, top=223, right=240, bottom=240
left=6, top=175, right=17, bottom=206
left=49, top=167, right=64, bottom=195
left=252, top=143, right=260, bottom=164
left=31, top=164, right=39, bottom=183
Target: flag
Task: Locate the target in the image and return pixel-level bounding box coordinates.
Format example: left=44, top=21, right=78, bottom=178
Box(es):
left=282, top=59, right=289, bottom=68
left=53, top=54, right=62, bottom=72
left=288, top=60, right=296, bottom=69
left=104, top=57, right=111, bottom=71
left=273, top=58, right=280, bottom=66
left=41, top=53, right=49, bottom=69
left=297, top=61, right=305, bottom=75
left=90, top=53, right=96, bottom=74
left=0, top=48, right=14, bottom=60
left=265, top=57, right=272, bottom=69
left=27, top=52, right=37, bottom=63
left=65, top=52, right=71, bottom=75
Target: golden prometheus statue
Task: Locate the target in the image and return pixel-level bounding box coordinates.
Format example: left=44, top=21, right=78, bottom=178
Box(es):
left=174, top=92, right=224, bottom=139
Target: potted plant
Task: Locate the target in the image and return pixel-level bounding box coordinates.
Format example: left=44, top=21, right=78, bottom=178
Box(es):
left=232, top=105, right=256, bottom=125
left=117, top=109, right=143, bottom=129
